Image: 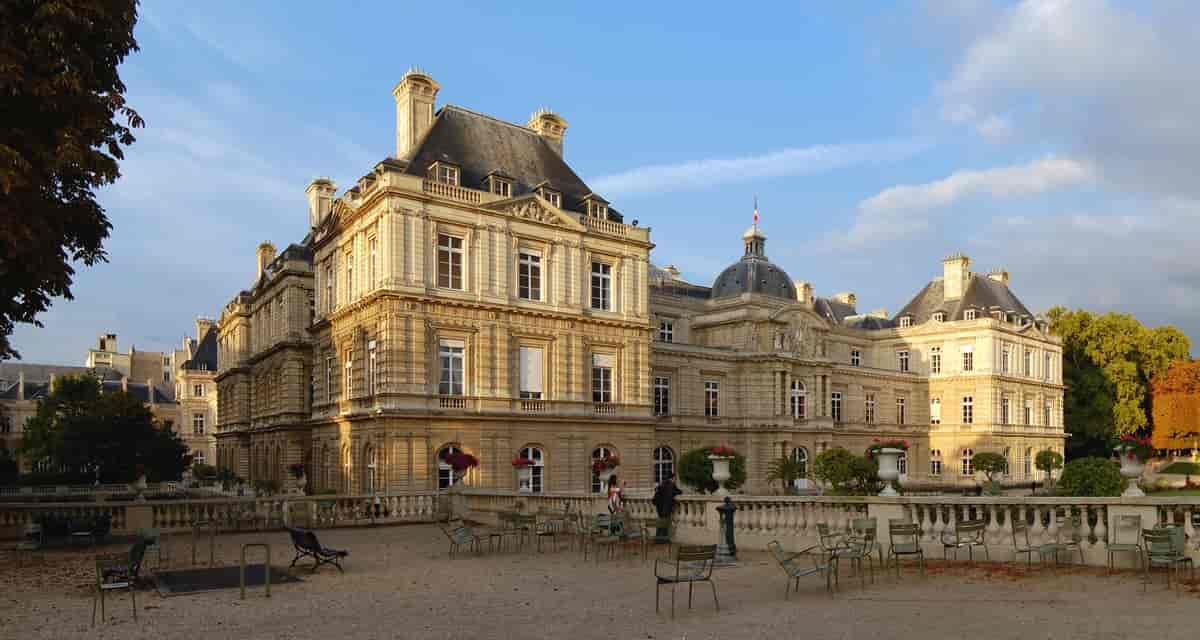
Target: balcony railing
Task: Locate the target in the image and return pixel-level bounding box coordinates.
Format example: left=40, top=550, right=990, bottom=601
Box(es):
left=438, top=396, right=467, bottom=409
left=520, top=400, right=547, bottom=413
left=422, top=179, right=482, bottom=204
left=593, top=402, right=616, bottom=416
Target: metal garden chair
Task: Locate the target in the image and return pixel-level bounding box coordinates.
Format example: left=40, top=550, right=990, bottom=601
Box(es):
left=1106, top=515, right=1142, bottom=572
left=1011, top=520, right=1055, bottom=566
left=91, top=540, right=146, bottom=626
left=654, top=544, right=719, bottom=618
left=886, top=519, right=925, bottom=577
left=942, top=519, right=988, bottom=562
left=1143, top=526, right=1194, bottom=593
left=767, top=540, right=835, bottom=596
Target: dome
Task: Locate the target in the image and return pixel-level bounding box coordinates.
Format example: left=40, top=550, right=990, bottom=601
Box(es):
left=711, top=226, right=797, bottom=301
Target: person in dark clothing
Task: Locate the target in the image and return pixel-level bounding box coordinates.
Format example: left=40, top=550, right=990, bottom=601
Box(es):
left=652, top=474, right=682, bottom=542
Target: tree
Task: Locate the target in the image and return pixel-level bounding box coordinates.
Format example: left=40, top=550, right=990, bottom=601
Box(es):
left=0, top=1, right=143, bottom=361
left=1057, top=458, right=1124, bottom=497
left=812, top=447, right=879, bottom=495
left=1035, top=450, right=1064, bottom=485
left=1150, top=359, right=1200, bottom=451
left=972, top=452, right=1008, bottom=486
left=766, top=455, right=806, bottom=494
left=1048, top=307, right=1191, bottom=457
left=20, top=374, right=190, bottom=482
left=678, top=447, right=747, bottom=494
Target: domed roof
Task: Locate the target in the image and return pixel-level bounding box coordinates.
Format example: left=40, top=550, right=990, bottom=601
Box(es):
left=711, top=226, right=797, bottom=301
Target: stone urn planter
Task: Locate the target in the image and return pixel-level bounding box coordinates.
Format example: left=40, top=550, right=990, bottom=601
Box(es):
left=709, top=456, right=733, bottom=496
left=1116, top=447, right=1146, bottom=497
left=597, top=467, right=617, bottom=484
left=875, top=448, right=903, bottom=496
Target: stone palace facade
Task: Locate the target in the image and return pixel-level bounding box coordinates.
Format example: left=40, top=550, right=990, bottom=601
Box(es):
left=213, top=69, right=1066, bottom=495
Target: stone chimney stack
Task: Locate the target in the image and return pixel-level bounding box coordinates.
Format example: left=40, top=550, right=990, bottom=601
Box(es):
left=98, top=333, right=117, bottom=352
left=147, top=380, right=155, bottom=406
left=195, top=317, right=215, bottom=340
left=17, top=370, right=24, bottom=400
left=392, top=67, right=440, bottom=159
left=988, top=268, right=1010, bottom=287
left=256, top=242, right=277, bottom=281
left=121, top=376, right=127, bottom=392
left=794, top=280, right=814, bottom=304
left=942, top=253, right=972, bottom=300
left=527, top=108, right=568, bottom=157
left=832, top=292, right=857, bottom=307
left=49, top=373, right=56, bottom=392
left=306, top=178, right=337, bottom=228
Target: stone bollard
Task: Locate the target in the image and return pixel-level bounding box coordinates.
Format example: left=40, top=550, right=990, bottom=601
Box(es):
left=715, top=497, right=737, bottom=566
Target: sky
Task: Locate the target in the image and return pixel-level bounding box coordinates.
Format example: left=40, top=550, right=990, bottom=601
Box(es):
left=11, top=0, right=1200, bottom=363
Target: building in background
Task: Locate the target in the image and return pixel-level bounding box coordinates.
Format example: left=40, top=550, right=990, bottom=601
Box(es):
left=85, top=333, right=173, bottom=386
left=172, top=318, right=219, bottom=467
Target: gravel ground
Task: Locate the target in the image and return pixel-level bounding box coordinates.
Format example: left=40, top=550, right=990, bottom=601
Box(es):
left=3, top=524, right=1199, bottom=639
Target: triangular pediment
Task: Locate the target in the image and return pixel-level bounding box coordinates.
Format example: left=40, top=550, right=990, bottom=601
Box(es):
left=483, top=194, right=585, bottom=230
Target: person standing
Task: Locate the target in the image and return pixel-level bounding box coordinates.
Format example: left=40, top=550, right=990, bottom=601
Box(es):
left=652, top=473, right=682, bottom=542
left=606, top=474, right=624, bottom=514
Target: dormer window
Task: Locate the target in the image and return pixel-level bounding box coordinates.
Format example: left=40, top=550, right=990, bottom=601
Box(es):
left=485, top=173, right=513, bottom=197
left=932, top=312, right=945, bottom=322
left=428, top=162, right=459, bottom=186
left=964, top=309, right=977, bottom=321
left=898, top=317, right=912, bottom=328
left=582, top=194, right=610, bottom=220
left=539, top=187, right=561, bottom=208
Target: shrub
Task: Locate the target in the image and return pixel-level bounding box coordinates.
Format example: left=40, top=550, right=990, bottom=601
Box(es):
left=1057, top=457, right=1125, bottom=497
left=972, top=452, right=1008, bottom=484
left=812, top=447, right=880, bottom=495
left=1035, top=450, right=1064, bottom=483
left=678, top=446, right=746, bottom=494
left=191, top=462, right=217, bottom=480
left=766, top=456, right=806, bottom=494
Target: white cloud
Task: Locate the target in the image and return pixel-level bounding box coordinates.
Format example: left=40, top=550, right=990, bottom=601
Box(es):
left=589, top=139, right=929, bottom=198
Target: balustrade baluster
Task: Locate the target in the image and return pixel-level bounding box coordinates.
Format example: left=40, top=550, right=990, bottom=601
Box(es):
left=985, top=505, right=1002, bottom=546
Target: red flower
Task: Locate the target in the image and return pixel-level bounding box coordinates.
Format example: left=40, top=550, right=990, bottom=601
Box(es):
left=591, top=455, right=621, bottom=474
left=511, top=457, right=535, bottom=467
left=709, top=445, right=739, bottom=457
left=444, top=452, right=479, bottom=471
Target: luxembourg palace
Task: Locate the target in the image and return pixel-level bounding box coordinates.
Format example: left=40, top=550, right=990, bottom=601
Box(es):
left=213, top=69, right=1066, bottom=496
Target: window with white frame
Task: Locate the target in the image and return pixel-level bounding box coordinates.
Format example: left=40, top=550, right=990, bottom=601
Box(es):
left=367, top=340, right=378, bottom=396
left=344, top=358, right=353, bottom=399
left=1044, top=400, right=1053, bottom=427
left=490, top=176, right=512, bottom=197
left=1024, top=447, right=1033, bottom=477
left=930, top=449, right=942, bottom=476
left=1001, top=396, right=1010, bottom=424
left=345, top=250, right=354, bottom=299
left=896, top=397, right=906, bottom=425
left=437, top=234, right=464, bottom=290
left=961, top=448, right=975, bottom=475
left=519, top=346, right=544, bottom=400
left=962, top=396, right=973, bottom=424
left=931, top=346, right=942, bottom=374
left=1044, top=353, right=1053, bottom=381
left=657, top=319, right=674, bottom=343
left=865, top=393, right=876, bottom=423
left=588, top=201, right=608, bottom=219
left=518, top=250, right=542, bottom=301
left=1023, top=349, right=1031, bottom=376
left=653, top=376, right=670, bottom=416
left=437, top=445, right=463, bottom=489
left=850, top=349, right=861, bottom=367
left=653, top=447, right=675, bottom=484
left=324, top=263, right=334, bottom=312
left=431, top=163, right=459, bottom=185
left=790, top=380, right=806, bottom=419
left=899, top=317, right=911, bottom=328
left=1002, top=345, right=1010, bottom=374
left=591, top=446, right=615, bottom=493
left=517, top=446, right=544, bottom=493
left=193, top=450, right=205, bottom=466
left=898, top=452, right=907, bottom=475
left=439, top=340, right=465, bottom=396
left=590, top=261, right=611, bottom=310
left=1024, top=399, right=1033, bottom=425
left=368, top=235, right=378, bottom=290
left=325, top=356, right=334, bottom=401
left=933, top=312, right=945, bottom=322
left=831, top=391, right=843, bottom=422
left=1003, top=447, right=1011, bottom=476
left=540, top=188, right=561, bottom=208
left=192, top=413, right=205, bottom=435
left=592, top=354, right=613, bottom=403
left=961, top=344, right=974, bottom=372
left=897, top=350, right=909, bottom=372
left=704, top=381, right=720, bottom=417
left=193, top=383, right=204, bottom=398
left=964, top=309, right=977, bottom=320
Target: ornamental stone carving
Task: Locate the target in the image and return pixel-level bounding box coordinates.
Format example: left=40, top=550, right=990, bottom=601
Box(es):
left=506, top=200, right=561, bottom=225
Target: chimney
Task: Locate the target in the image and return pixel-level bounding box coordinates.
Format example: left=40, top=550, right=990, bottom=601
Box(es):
left=988, top=268, right=1010, bottom=287
left=17, top=370, right=24, bottom=400
left=663, top=264, right=681, bottom=279
left=942, top=252, right=972, bottom=300
left=195, top=317, right=215, bottom=340
left=306, top=178, right=337, bottom=228
left=147, top=380, right=155, bottom=406
left=527, top=107, right=568, bottom=157
left=49, top=373, right=56, bottom=392
left=794, top=280, right=814, bottom=303
left=98, top=333, right=117, bottom=352
left=392, top=67, right=440, bottom=158
left=832, top=292, right=857, bottom=307
left=869, top=308, right=888, bottom=319
left=256, top=242, right=277, bottom=280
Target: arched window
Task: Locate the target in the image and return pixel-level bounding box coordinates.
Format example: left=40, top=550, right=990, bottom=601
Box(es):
left=930, top=449, right=942, bottom=476
left=898, top=450, right=908, bottom=476
left=591, top=446, right=616, bottom=494
left=364, top=445, right=380, bottom=494
left=790, top=380, right=806, bottom=420
left=791, top=447, right=810, bottom=489
left=517, top=446, right=544, bottom=493
left=961, top=448, right=974, bottom=476
left=653, top=447, right=675, bottom=484
left=437, top=444, right=462, bottom=489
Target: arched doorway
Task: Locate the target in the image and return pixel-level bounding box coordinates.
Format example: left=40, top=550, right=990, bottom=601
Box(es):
left=516, top=445, right=544, bottom=493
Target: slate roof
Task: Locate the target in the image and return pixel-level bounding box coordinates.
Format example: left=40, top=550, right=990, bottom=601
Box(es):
left=894, top=275, right=1034, bottom=324
left=711, top=256, right=797, bottom=301
left=813, top=298, right=859, bottom=324
left=649, top=264, right=713, bottom=300
left=182, top=327, right=218, bottom=372
left=398, top=105, right=623, bottom=221
left=100, top=379, right=174, bottom=404
left=0, top=365, right=173, bottom=403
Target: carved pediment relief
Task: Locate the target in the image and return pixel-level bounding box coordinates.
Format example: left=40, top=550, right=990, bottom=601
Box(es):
left=483, top=194, right=586, bottom=230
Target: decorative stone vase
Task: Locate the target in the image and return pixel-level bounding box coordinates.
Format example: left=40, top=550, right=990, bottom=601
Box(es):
left=294, top=473, right=308, bottom=495
left=876, top=448, right=903, bottom=496
left=135, top=474, right=148, bottom=490
left=709, top=456, right=733, bottom=496
left=597, top=467, right=617, bottom=484
left=1116, top=447, right=1146, bottom=497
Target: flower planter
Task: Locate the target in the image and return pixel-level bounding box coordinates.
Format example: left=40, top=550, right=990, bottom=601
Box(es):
left=709, top=456, right=733, bottom=496
left=1116, top=447, right=1146, bottom=497
left=597, top=468, right=616, bottom=483
left=876, top=448, right=903, bottom=496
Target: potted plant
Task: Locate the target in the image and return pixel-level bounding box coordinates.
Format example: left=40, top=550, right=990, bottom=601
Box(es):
left=707, top=445, right=739, bottom=496
left=1114, top=435, right=1153, bottom=497
left=864, top=440, right=908, bottom=496
left=511, top=457, right=535, bottom=468
left=444, top=451, right=478, bottom=494
left=591, top=454, right=621, bottom=484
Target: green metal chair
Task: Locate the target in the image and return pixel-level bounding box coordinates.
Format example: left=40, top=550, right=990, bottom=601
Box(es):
left=942, top=519, right=988, bottom=562
left=1142, top=527, right=1193, bottom=592
left=654, top=544, right=718, bottom=618
left=439, top=519, right=488, bottom=556
left=14, top=523, right=44, bottom=567
left=137, top=528, right=166, bottom=569
left=840, top=523, right=878, bottom=587
left=816, top=522, right=849, bottom=565
left=591, top=513, right=624, bottom=563
left=91, top=540, right=146, bottom=626
left=1052, top=514, right=1085, bottom=565
left=1106, top=515, right=1142, bottom=573
left=1011, top=519, right=1056, bottom=566
left=767, top=540, right=835, bottom=596
left=886, top=519, right=925, bottom=577
left=850, top=517, right=885, bottom=566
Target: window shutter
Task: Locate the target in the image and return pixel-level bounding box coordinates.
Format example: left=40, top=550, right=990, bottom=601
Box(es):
left=519, top=347, right=544, bottom=394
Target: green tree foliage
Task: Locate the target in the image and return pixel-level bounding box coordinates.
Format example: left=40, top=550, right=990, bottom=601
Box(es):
left=20, top=374, right=190, bottom=482
left=1035, top=450, right=1064, bottom=479
left=0, top=1, right=143, bottom=360
left=0, top=446, right=18, bottom=484
left=971, top=452, right=1007, bottom=484
left=678, top=447, right=747, bottom=494
left=812, top=447, right=880, bottom=495
left=1057, top=457, right=1125, bottom=497
left=766, top=455, right=806, bottom=494
left=1048, top=307, right=1191, bottom=456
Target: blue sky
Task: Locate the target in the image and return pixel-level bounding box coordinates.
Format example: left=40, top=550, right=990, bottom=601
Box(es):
left=12, top=0, right=1200, bottom=363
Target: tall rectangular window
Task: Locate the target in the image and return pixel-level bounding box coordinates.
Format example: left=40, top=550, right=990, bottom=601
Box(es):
left=439, top=340, right=465, bottom=396
left=962, top=396, right=974, bottom=424
left=1001, top=396, right=1010, bottom=424
left=896, top=397, right=906, bottom=425
left=437, top=234, right=464, bottom=290
left=591, top=354, right=613, bottom=403
left=930, top=397, right=941, bottom=424
left=850, top=350, right=861, bottom=367
left=1024, top=399, right=1033, bottom=425
left=930, top=450, right=942, bottom=476
left=590, top=262, right=611, bottom=310
left=192, top=413, right=205, bottom=435
left=367, top=340, right=377, bottom=396
left=193, top=384, right=204, bottom=397
left=368, top=236, right=378, bottom=290
left=931, top=347, right=941, bottom=374
left=865, top=393, right=876, bottom=423
left=1045, top=353, right=1053, bottom=381
left=325, top=356, right=334, bottom=401
left=658, top=320, right=674, bottom=343
left=344, top=358, right=353, bottom=399
left=1023, top=349, right=1032, bottom=376
left=324, top=264, right=334, bottom=312
left=897, top=350, right=909, bottom=372
left=831, top=391, right=842, bottom=422
left=519, top=346, right=544, bottom=400
left=1044, top=400, right=1053, bottom=427
left=345, top=251, right=354, bottom=300
left=518, top=251, right=542, bottom=301
left=704, top=381, right=720, bottom=418
left=961, top=345, right=974, bottom=372
left=653, top=376, right=671, bottom=416
left=1002, top=345, right=1010, bottom=374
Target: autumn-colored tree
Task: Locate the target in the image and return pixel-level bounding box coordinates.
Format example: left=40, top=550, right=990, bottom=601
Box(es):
left=1048, top=307, right=1191, bottom=457
left=1150, top=360, right=1200, bottom=451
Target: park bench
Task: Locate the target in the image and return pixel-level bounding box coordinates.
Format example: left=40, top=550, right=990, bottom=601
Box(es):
left=286, top=526, right=349, bottom=573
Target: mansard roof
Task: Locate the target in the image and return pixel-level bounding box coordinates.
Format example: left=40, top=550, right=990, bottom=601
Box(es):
left=895, top=275, right=1034, bottom=324
left=182, top=327, right=218, bottom=372
left=397, top=105, right=623, bottom=221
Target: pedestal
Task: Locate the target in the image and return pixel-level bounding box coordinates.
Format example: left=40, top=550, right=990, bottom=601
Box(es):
left=714, top=497, right=738, bottom=566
